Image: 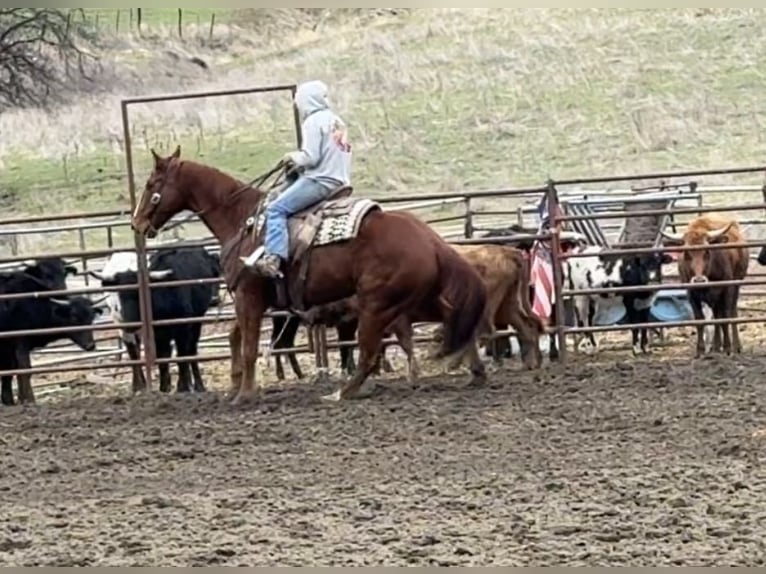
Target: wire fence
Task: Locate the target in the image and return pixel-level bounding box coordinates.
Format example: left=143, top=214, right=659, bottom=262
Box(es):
left=74, top=9, right=221, bottom=39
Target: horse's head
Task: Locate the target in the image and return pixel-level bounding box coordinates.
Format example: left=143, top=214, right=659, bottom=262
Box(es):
left=131, top=145, right=187, bottom=238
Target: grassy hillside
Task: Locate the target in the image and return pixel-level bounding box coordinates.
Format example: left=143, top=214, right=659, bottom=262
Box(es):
left=1, top=8, right=765, bottom=236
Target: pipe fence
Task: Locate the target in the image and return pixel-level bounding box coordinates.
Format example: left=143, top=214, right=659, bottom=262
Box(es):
left=3, top=85, right=766, bottom=398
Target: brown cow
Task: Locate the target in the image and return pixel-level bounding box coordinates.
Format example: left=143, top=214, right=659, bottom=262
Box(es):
left=441, top=243, right=545, bottom=371
left=661, top=214, right=748, bottom=357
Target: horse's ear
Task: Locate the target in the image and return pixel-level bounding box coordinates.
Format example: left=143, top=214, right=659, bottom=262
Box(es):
left=150, top=148, right=162, bottom=167
left=171, top=145, right=181, bottom=159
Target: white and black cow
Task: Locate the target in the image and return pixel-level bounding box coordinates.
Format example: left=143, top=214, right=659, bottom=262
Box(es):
left=90, top=246, right=222, bottom=393
left=0, top=261, right=103, bottom=405
left=564, top=245, right=671, bottom=356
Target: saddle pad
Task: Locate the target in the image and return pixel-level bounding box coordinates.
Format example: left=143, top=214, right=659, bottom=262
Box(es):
left=313, top=198, right=379, bottom=247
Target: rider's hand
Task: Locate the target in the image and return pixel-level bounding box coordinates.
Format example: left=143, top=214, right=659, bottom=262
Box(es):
left=282, top=151, right=298, bottom=166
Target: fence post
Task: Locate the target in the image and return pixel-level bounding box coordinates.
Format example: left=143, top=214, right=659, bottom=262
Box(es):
left=547, top=179, right=567, bottom=363
left=78, top=227, right=88, bottom=286
left=121, top=100, right=156, bottom=393
left=463, top=196, right=473, bottom=238
left=178, top=8, right=183, bottom=38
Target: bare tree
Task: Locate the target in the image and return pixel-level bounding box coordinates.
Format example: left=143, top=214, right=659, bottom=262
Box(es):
left=0, top=8, right=99, bottom=112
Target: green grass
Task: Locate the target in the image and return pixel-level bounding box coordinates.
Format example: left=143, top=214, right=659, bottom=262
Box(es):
left=2, top=8, right=766, bottom=254
left=75, top=8, right=227, bottom=34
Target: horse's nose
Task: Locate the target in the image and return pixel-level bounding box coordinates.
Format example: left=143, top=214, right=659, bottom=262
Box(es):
left=690, top=275, right=708, bottom=284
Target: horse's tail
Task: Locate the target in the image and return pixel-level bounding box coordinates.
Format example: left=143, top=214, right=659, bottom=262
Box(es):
left=433, top=244, right=488, bottom=358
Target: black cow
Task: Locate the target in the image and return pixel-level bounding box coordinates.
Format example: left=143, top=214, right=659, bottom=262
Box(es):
left=0, top=267, right=102, bottom=405
left=94, top=247, right=222, bottom=393
left=613, top=252, right=672, bottom=355
left=270, top=313, right=367, bottom=381
left=758, top=245, right=766, bottom=267
left=0, top=257, right=78, bottom=291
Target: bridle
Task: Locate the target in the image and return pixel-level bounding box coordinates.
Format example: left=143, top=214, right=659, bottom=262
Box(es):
left=135, top=159, right=291, bottom=238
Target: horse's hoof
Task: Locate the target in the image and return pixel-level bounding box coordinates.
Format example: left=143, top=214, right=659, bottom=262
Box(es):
left=230, top=390, right=258, bottom=406
left=357, top=380, right=377, bottom=398
left=321, top=388, right=343, bottom=402
left=462, top=371, right=487, bottom=389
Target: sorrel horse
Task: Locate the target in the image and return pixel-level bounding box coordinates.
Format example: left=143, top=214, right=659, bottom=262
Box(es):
left=130, top=146, right=490, bottom=404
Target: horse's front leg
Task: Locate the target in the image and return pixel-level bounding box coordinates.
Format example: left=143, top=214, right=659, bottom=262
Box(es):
left=231, top=299, right=266, bottom=405
left=227, top=323, right=243, bottom=400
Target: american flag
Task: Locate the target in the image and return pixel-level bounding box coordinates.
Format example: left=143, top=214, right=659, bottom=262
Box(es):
left=529, top=192, right=562, bottom=324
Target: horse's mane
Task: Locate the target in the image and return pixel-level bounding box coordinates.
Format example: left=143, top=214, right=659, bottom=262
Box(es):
left=180, top=159, right=265, bottom=205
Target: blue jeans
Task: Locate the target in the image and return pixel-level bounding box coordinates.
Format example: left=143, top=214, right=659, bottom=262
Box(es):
left=263, top=176, right=333, bottom=260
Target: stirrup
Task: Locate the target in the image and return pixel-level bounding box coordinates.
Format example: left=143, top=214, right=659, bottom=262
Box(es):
left=241, top=245, right=266, bottom=268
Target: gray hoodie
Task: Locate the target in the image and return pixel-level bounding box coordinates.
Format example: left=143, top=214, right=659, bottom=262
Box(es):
left=288, top=80, right=352, bottom=189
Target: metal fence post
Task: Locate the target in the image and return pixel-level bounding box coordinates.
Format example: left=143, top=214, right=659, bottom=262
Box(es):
left=121, top=100, right=156, bottom=392
left=464, top=196, right=473, bottom=238
left=547, top=179, right=567, bottom=363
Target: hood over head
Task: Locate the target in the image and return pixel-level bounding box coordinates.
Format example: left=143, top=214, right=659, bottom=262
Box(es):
left=294, top=80, right=330, bottom=119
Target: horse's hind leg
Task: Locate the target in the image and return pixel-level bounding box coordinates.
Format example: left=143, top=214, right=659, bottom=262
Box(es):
left=322, top=306, right=401, bottom=402
left=461, top=342, right=487, bottom=387
left=388, top=316, right=419, bottom=382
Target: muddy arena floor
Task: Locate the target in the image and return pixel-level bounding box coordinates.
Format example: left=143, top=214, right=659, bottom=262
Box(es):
left=2, top=334, right=766, bottom=566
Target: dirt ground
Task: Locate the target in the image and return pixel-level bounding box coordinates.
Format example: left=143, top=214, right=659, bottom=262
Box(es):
left=2, top=338, right=766, bottom=566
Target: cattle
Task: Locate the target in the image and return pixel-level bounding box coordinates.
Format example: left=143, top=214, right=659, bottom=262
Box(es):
left=91, top=247, right=222, bottom=393
left=562, top=244, right=622, bottom=354
left=0, top=257, right=78, bottom=292
left=661, top=215, right=748, bottom=357
left=612, top=251, right=672, bottom=355
left=0, top=269, right=102, bottom=405
left=481, top=224, right=675, bottom=358
left=445, top=243, right=545, bottom=371
left=304, top=243, right=546, bottom=379
left=295, top=298, right=412, bottom=380
left=563, top=245, right=672, bottom=356
left=479, top=227, right=588, bottom=361
left=269, top=311, right=370, bottom=381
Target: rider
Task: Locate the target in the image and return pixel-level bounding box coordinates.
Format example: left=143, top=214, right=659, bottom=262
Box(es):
left=242, top=79, right=352, bottom=279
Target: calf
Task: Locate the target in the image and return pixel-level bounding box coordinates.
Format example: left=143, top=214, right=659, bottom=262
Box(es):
left=564, top=245, right=672, bottom=356
left=615, top=252, right=671, bottom=355
left=0, top=271, right=102, bottom=405
left=447, top=243, right=545, bottom=371
left=269, top=312, right=366, bottom=381
left=562, top=244, right=623, bottom=354
left=661, top=215, right=748, bottom=356
left=480, top=227, right=587, bottom=361
left=92, top=247, right=222, bottom=393
left=297, top=298, right=409, bottom=379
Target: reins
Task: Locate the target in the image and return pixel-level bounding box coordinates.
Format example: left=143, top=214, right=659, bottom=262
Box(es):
left=160, top=160, right=290, bottom=235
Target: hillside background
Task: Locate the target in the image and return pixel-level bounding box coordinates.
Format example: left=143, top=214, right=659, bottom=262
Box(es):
left=1, top=8, right=765, bottom=246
